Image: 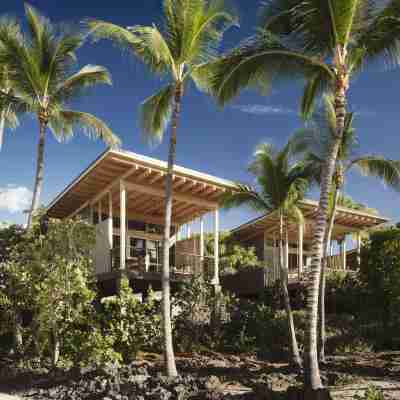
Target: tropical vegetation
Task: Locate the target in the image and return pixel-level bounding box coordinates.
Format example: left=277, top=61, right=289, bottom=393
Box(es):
left=292, top=97, right=400, bottom=361
left=0, top=5, right=120, bottom=229
left=1, top=0, right=400, bottom=398
left=208, top=0, right=400, bottom=390
left=223, top=141, right=312, bottom=369
left=87, top=0, right=238, bottom=377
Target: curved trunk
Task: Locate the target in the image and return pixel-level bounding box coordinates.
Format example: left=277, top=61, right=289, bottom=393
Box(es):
left=279, top=212, right=302, bottom=369
left=161, top=83, right=182, bottom=378
left=304, top=61, right=347, bottom=390
left=318, top=187, right=340, bottom=362
left=27, top=118, right=46, bottom=229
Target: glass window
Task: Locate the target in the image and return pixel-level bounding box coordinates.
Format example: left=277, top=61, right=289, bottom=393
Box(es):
left=147, top=240, right=158, bottom=264
left=130, top=238, right=145, bottom=258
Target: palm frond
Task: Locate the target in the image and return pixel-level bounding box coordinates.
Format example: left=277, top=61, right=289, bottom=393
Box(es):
left=300, top=71, right=331, bottom=120
left=54, top=64, right=112, bottom=101
left=140, top=83, right=175, bottom=144
left=350, top=156, right=400, bottom=191
left=356, top=0, right=400, bottom=68
left=182, top=0, right=239, bottom=66
left=50, top=110, right=121, bottom=147
left=222, top=183, right=272, bottom=212
left=87, top=19, right=138, bottom=54
left=128, top=25, right=176, bottom=77
left=211, top=30, right=334, bottom=105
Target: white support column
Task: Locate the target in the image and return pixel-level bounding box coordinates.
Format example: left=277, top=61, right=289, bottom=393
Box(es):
left=263, top=230, right=269, bottom=286
left=200, top=217, right=204, bottom=258
left=330, top=241, right=334, bottom=257
left=285, top=236, right=289, bottom=274
left=298, top=222, right=304, bottom=278
left=120, top=180, right=126, bottom=270
left=98, top=200, right=102, bottom=223
left=213, top=209, right=219, bottom=285
left=187, top=223, right=192, bottom=239
left=200, top=217, right=205, bottom=276
left=273, top=233, right=278, bottom=282
left=341, top=237, right=347, bottom=270
left=356, top=232, right=362, bottom=267
left=108, top=191, right=113, bottom=249
left=89, top=204, right=94, bottom=225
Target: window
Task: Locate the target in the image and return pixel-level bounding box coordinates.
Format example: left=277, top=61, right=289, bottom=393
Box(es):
left=147, top=240, right=159, bottom=265
left=130, top=238, right=145, bottom=258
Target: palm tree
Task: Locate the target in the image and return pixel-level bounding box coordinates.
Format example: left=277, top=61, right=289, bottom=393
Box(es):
left=223, top=142, right=312, bottom=370
left=0, top=5, right=120, bottom=229
left=209, top=1, right=400, bottom=390
left=87, top=0, right=237, bottom=377
left=292, top=98, right=400, bottom=362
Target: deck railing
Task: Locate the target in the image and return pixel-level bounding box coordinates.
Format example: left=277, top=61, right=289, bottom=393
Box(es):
left=110, top=246, right=215, bottom=278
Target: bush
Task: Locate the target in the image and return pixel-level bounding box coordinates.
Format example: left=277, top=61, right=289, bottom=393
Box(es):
left=100, top=278, right=162, bottom=362
left=358, top=227, right=400, bottom=348
left=172, top=276, right=235, bottom=352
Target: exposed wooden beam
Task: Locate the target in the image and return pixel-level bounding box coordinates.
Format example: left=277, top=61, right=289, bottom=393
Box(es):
left=124, top=181, right=218, bottom=209
left=68, top=164, right=140, bottom=219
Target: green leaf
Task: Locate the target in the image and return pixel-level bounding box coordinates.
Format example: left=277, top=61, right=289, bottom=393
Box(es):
left=50, top=110, right=121, bottom=147
left=139, top=84, right=175, bottom=144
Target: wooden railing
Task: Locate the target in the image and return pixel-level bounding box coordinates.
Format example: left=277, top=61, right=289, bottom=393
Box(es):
left=110, top=247, right=215, bottom=278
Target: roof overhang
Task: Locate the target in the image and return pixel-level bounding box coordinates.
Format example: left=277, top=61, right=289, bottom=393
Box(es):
left=232, top=199, right=390, bottom=243
left=47, top=149, right=237, bottom=226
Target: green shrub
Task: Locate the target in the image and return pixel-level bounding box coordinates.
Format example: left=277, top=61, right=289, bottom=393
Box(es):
left=358, top=227, right=400, bottom=348
left=172, top=276, right=235, bottom=351
left=100, top=278, right=162, bottom=362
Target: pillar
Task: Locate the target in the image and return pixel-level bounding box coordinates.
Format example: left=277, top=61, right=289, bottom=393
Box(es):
left=187, top=222, right=192, bottom=239
left=98, top=200, right=102, bottom=223
left=200, top=217, right=204, bottom=267
left=356, top=232, right=362, bottom=267
left=341, top=236, right=347, bottom=270
left=108, top=191, right=113, bottom=249
left=89, top=204, right=94, bottom=225
left=120, top=180, right=126, bottom=270
left=263, top=230, right=269, bottom=285
left=213, top=209, right=219, bottom=286
left=298, top=222, right=303, bottom=278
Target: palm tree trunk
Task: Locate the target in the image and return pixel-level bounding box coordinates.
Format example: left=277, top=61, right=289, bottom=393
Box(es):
left=161, top=83, right=182, bottom=378
left=304, top=60, right=347, bottom=390
left=279, top=212, right=302, bottom=369
left=27, top=118, right=46, bottom=229
left=13, top=311, right=23, bottom=355
left=318, top=187, right=340, bottom=362
left=0, top=110, right=5, bottom=151
left=51, top=327, right=60, bottom=369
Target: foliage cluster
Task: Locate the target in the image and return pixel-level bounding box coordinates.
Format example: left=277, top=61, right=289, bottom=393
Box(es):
left=0, top=219, right=163, bottom=368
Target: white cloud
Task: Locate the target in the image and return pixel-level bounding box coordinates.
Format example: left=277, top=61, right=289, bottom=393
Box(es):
left=0, top=185, right=32, bottom=213
left=232, top=104, right=295, bottom=116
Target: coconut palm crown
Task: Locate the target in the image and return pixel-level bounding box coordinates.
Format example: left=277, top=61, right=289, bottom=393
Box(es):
left=0, top=5, right=120, bottom=228
left=88, top=0, right=238, bottom=142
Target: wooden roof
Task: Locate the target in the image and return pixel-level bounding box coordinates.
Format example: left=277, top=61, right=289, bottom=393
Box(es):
left=232, top=199, right=389, bottom=243
left=46, top=149, right=237, bottom=226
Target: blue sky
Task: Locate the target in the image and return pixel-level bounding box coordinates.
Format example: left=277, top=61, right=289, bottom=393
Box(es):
left=0, top=0, right=399, bottom=231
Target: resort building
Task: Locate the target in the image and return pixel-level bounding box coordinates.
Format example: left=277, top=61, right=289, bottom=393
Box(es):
left=46, top=148, right=236, bottom=295
left=46, top=150, right=389, bottom=297
left=227, top=200, right=388, bottom=296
